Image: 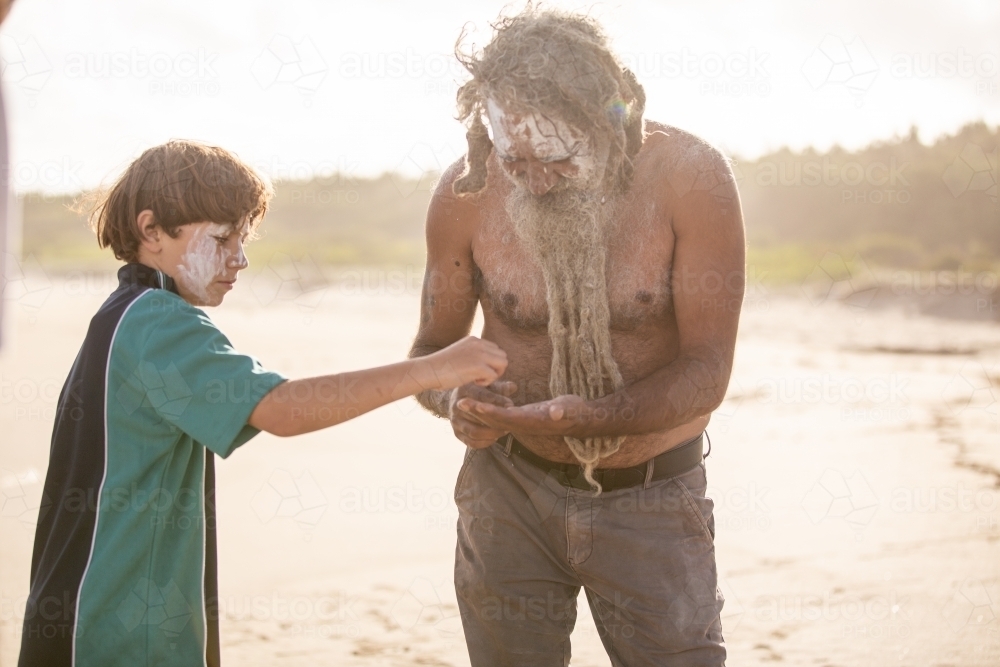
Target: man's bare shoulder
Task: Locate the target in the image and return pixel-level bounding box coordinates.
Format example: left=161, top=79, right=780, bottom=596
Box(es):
left=433, top=156, right=501, bottom=204
left=426, top=157, right=484, bottom=235
left=431, top=157, right=471, bottom=202
left=637, top=120, right=737, bottom=200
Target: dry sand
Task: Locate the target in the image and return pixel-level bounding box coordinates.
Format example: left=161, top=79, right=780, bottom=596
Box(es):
left=1, top=268, right=998, bottom=666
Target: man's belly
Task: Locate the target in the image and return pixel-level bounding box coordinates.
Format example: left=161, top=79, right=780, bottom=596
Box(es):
left=514, top=416, right=710, bottom=468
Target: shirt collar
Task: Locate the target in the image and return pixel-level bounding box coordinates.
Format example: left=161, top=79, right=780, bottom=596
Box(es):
left=117, top=263, right=180, bottom=295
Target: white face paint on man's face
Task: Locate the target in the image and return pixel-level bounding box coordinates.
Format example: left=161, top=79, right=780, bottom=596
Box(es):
left=173, top=221, right=247, bottom=307
left=484, top=98, right=603, bottom=186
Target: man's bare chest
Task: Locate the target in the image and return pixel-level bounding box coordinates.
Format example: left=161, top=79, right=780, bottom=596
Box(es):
left=472, top=201, right=676, bottom=332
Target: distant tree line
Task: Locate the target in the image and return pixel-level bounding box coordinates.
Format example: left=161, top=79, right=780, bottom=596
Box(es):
left=737, top=121, right=997, bottom=273
left=20, top=122, right=998, bottom=276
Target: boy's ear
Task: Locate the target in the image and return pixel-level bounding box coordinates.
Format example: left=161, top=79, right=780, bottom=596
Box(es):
left=136, top=210, right=161, bottom=254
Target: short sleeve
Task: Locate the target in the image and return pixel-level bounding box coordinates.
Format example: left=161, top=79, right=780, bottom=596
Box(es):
left=134, top=298, right=286, bottom=457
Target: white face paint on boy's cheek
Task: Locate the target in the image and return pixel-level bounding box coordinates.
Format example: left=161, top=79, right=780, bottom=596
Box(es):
left=484, top=98, right=599, bottom=180
left=175, top=222, right=232, bottom=304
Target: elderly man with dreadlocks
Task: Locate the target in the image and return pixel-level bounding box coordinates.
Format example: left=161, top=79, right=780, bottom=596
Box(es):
left=409, top=8, right=744, bottom=666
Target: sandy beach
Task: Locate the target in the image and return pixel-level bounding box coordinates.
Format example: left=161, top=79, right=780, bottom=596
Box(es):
left=1, top=268, right=998, bottom=666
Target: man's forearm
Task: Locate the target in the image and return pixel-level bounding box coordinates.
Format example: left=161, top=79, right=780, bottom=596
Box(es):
left=410, top=344, right=452, bottom=418
left=567, top=349, right=730, bottom=438
left=417, top=388, right=452, bottom=418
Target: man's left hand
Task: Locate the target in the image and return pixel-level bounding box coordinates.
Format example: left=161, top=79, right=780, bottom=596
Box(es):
left=455, top=394, right=590, bottom=436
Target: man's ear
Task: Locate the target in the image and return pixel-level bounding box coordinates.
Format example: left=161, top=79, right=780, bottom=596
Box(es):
left=136, top=210, right=161, bottom=254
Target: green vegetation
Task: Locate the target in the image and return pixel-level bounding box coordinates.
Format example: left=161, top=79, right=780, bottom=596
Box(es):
left=19, top=122, right=999, bottom=282
left=736, top=122, right=998, bottom=282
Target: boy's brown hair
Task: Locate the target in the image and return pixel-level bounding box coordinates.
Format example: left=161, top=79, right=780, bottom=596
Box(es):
left=89, top=140, right=273, bottom=263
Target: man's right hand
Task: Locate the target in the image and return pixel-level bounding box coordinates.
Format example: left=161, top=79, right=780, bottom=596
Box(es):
left=449, top=381, right=518, bottom=448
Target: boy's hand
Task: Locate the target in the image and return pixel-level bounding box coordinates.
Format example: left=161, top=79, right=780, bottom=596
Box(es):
left=429, top=336, right=508, bottom=390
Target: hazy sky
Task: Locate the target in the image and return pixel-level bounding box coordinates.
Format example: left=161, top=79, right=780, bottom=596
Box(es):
left=1, top=0, right=997, bottom=193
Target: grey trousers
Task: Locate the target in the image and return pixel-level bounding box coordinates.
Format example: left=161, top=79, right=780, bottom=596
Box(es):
left=454, top=439, right=726, bottom=667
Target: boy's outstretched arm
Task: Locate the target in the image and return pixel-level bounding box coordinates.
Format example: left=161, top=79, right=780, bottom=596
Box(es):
left=249, top=336, right=506, bottom=437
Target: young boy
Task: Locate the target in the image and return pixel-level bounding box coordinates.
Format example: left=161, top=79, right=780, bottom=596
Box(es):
left=17, top=140, right=507, bottom=667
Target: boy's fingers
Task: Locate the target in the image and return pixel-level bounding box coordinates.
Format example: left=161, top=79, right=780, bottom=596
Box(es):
left=491, top=381, right=518, bottom=397
left=480, top=338, right=503, bottom=353
left=486, top=353, right=507, bottom=371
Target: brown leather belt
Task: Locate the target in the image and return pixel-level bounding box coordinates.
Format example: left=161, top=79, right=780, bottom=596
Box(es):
left=502, top=432, right=705, bottom=492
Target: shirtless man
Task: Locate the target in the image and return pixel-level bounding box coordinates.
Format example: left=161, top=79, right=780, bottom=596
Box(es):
left=409, top=9, right=745, bottom=666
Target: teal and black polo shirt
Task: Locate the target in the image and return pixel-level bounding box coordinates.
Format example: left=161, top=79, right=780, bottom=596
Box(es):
left=19, top=263, right=286, bottom=667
